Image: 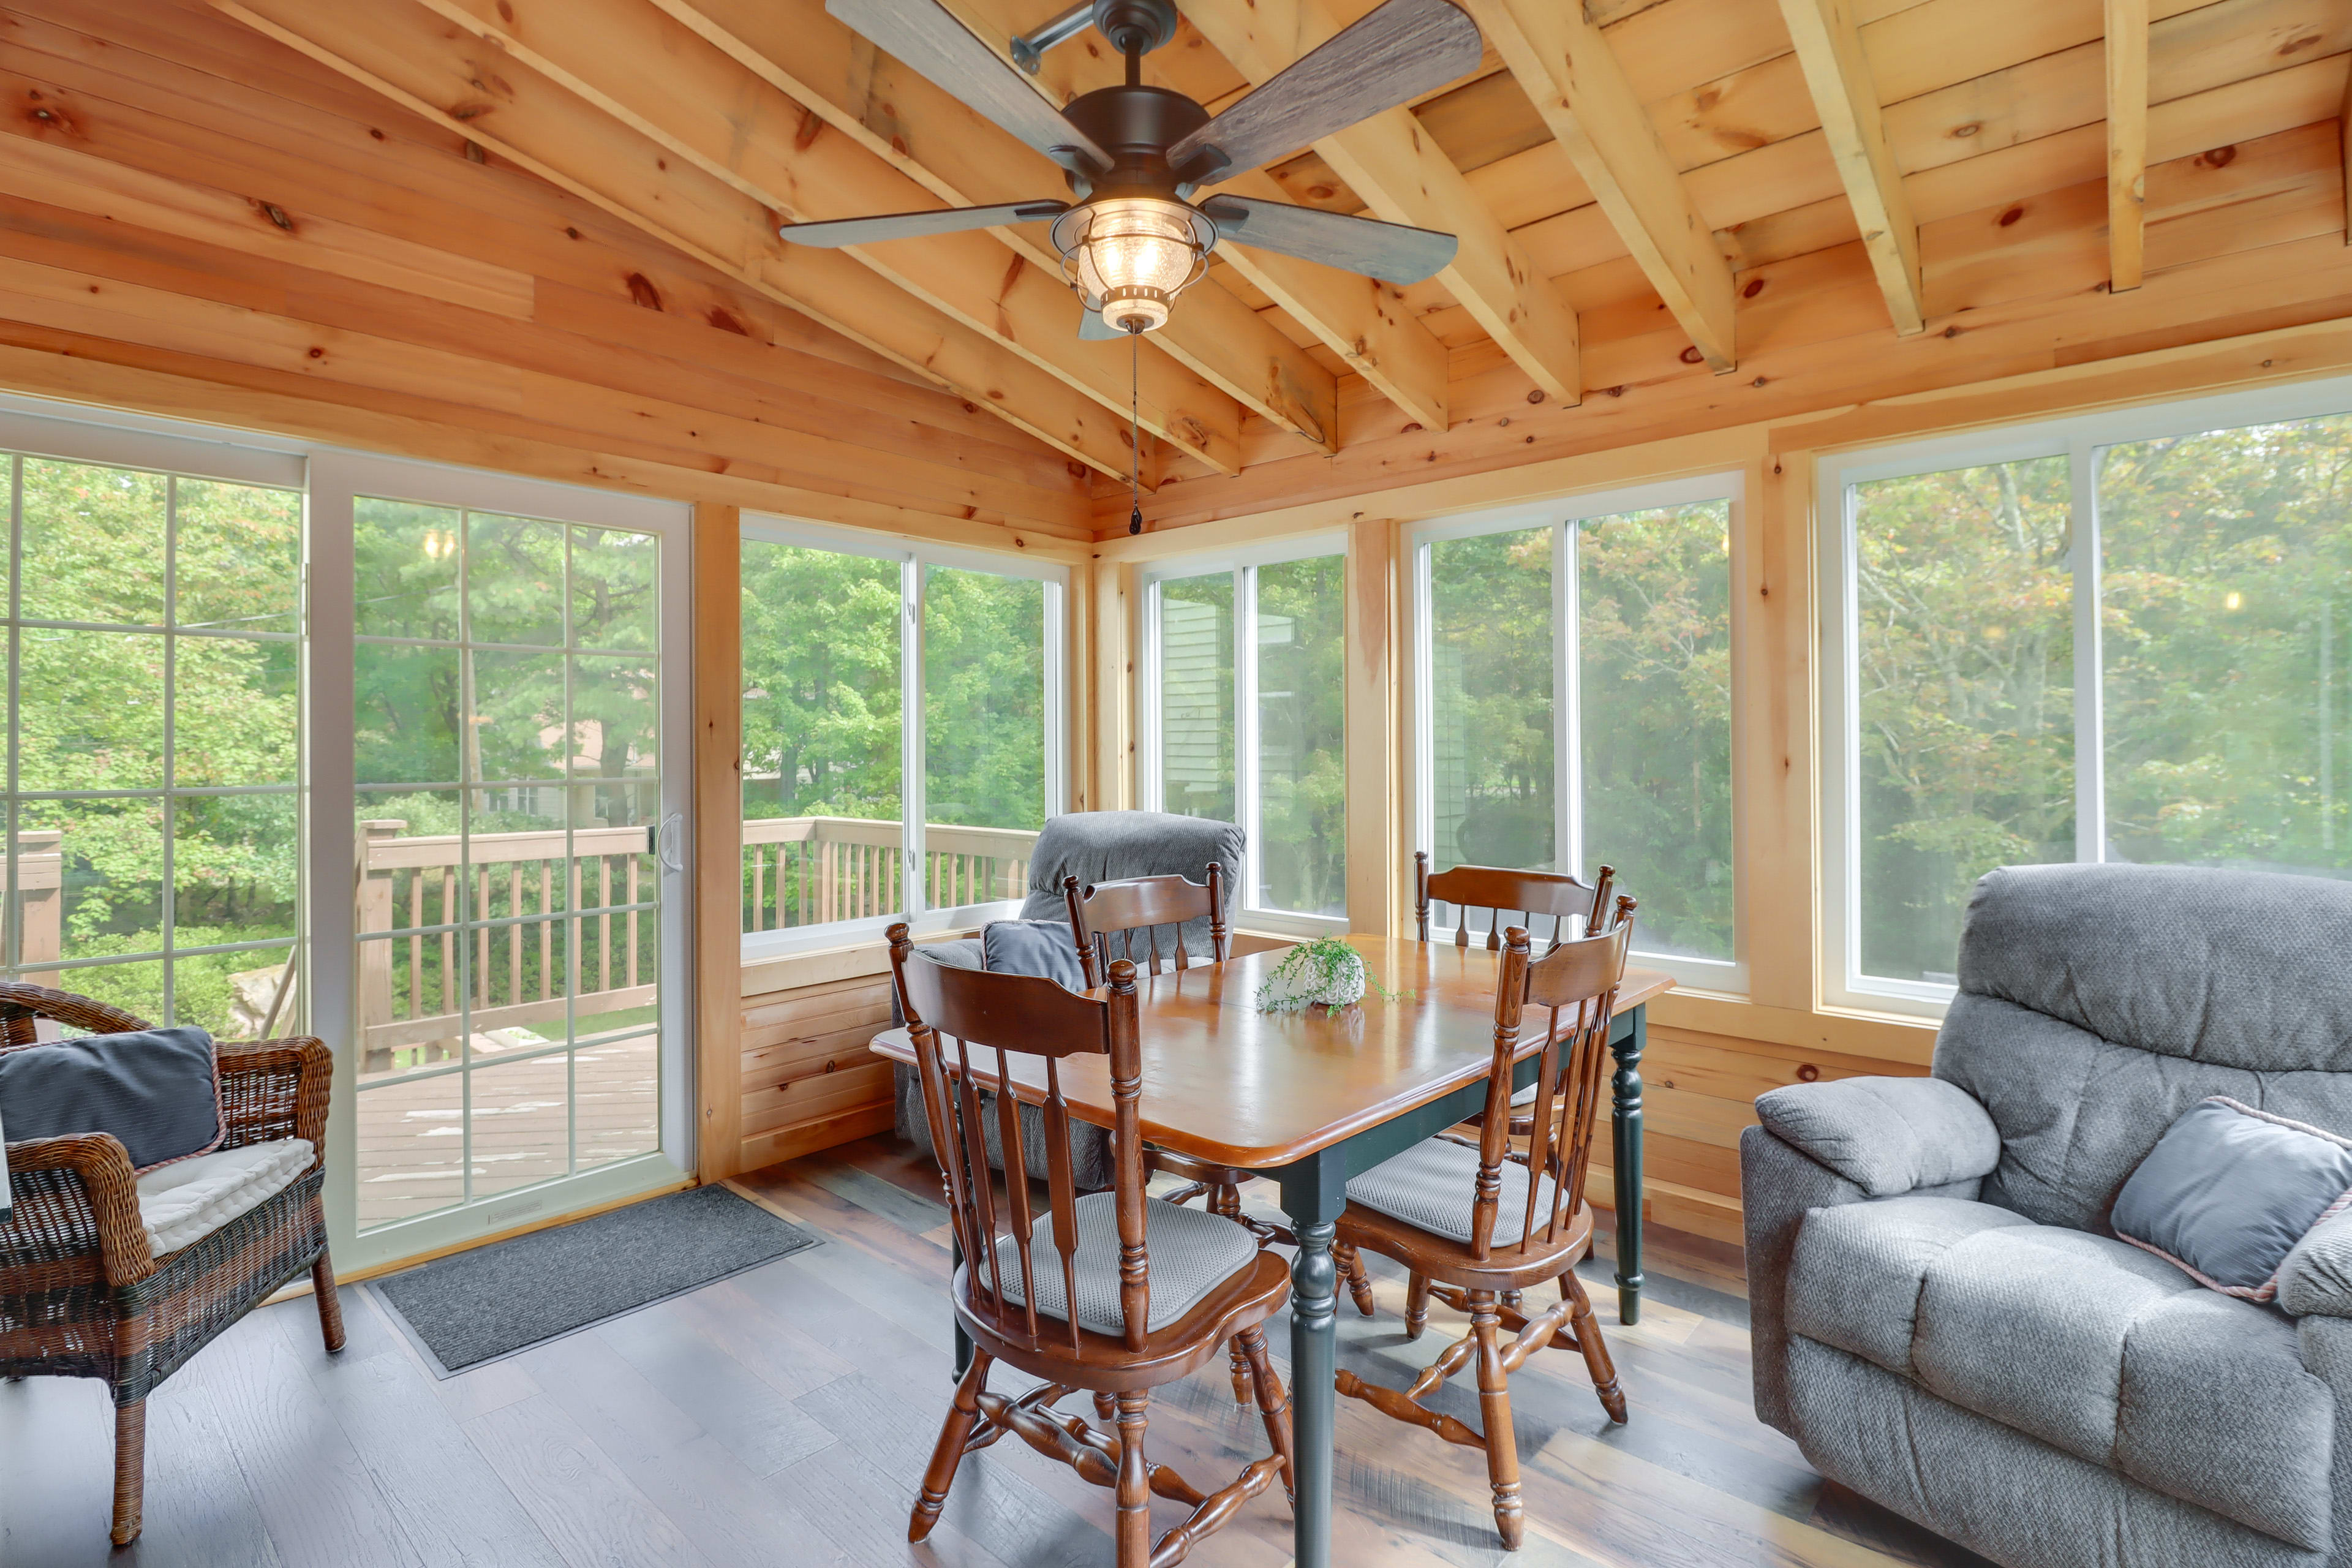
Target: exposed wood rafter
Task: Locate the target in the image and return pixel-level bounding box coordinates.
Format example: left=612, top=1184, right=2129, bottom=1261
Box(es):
left=2106, top=0, right=2149, bottom=291
left=650, top=0, right=1340, bottom=453
left=213, top=0, right=1212, bottom=480
left=1777, top=0, right=1926, bottom=334
left=1175, top=0, right=1583, bottom=406
left=1467, top=0, right=1736, bottom=371
left=405, top=0, right=1245, bottom=474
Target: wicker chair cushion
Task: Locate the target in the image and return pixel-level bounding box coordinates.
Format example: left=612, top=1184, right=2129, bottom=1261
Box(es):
left=137, top=1137, right=313, bottom=1254
left=991, top=1191, right=1259, bottom=1335
left=1346, top=1137, right=1561, bottom=1245
left=0, top=1025, right=224, bottom=1171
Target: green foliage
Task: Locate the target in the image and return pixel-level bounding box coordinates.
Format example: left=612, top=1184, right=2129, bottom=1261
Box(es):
left=1256, top=556, right=1346, bottom=917
left=1428, top=507, right=1734, bottom=962
left=739, top=541, right=902, bottom=823
left=1853, top=417, right=2352, bottom=982
left=1254, top=935, right=1408, bottom=1012
left=924, top=565, right=1045, bottom=832
left=1578, top=505, right=1735, bottom=962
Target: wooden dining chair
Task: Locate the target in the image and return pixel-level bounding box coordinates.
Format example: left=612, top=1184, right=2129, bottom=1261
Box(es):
left=886, top=923, right=1295, bottom=1567
left=1331, top=910, right=1637, bottom=1550
left=1064, top=869, right=1381, bottom=1387
left=1414, top=850, right=1615, bottom=952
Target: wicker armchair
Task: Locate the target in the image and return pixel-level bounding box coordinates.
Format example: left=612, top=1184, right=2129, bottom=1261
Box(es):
left=0, top=982, right=345, bottom=1545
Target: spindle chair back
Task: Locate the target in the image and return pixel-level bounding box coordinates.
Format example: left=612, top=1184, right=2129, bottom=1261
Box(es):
left=1415, top=850, right=1615, bottom=953
left=1061, top=866, right=1227, bottom=985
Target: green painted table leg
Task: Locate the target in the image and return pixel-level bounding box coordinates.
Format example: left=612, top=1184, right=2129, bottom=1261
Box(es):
left=1610, top=1006, right=1647, bottom=1325
left=1276, top=1148, right=1346, bottom=1568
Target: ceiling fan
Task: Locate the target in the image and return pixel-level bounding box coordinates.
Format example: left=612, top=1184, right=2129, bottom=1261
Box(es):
left=779, top=0, right=1482, bottom=338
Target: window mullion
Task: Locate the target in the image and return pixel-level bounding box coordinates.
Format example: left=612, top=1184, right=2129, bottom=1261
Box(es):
left=2070, top=437, right=2105, bottom=862
left=1235, top=564, right=1259, bottom=911
left=1556, top=519, right=1579, bottom=880
left=902, top=555, right=925, bottom=920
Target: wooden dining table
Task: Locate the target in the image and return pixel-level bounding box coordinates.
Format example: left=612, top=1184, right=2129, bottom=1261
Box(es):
left=870, top=931, right=1673, bottom=1568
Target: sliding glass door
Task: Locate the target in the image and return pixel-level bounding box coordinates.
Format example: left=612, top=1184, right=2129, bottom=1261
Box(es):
left=311, top=456, right=692, bottom=1271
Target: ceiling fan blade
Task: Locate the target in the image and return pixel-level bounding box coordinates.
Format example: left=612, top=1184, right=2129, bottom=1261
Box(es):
left=1167, top=0, right=1483, bottom=181
left=778, top=200, right=1069, bottom=247
left=826, top=0, right=1112, bottom=173
left=1202, top=195, right=1457, bottom=284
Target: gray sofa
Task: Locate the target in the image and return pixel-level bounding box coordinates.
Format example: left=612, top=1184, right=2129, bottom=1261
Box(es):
left=1744, top=863, right=2352, bottom=1568
left=889, top=810, right=1245, bottom=1184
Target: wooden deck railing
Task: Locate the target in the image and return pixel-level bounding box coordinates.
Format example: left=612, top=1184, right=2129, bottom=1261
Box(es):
left=741, top=815, right=1039, bottom=932
left=0, top=829, right=62, bottom=984
left=357, top=819, right=655, bottom=1075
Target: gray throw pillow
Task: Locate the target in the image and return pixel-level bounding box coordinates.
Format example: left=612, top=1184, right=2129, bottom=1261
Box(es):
left=2113, top=1096, right=2352, bottom=1301
left=0, top=1027, right=225, bottom=1173
left=982, top=918, right=1088, bottom=992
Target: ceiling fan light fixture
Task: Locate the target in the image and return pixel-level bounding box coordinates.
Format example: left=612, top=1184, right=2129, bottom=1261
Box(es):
left=1054, top=196, right=1210, bottom=334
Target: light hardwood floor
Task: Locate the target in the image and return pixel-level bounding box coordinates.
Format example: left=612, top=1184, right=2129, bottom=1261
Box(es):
left=0, top=1136, right=1989, bottom=1567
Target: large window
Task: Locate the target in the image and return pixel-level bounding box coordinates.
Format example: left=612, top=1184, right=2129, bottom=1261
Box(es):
left=1142, top=542, right=1346, bottom=924
left=1825, top=383, right=2352, bottom=1008
left=1, top=448, right=303, bottom=1036
left=739, top=521, right=1063, bottom=948
left=1414, top=477, right=1740, bottom=981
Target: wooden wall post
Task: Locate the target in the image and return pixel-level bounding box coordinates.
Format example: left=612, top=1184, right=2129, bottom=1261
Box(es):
left=1741, top=456, right=1819, bottom=1011
left=692, top=503, right=744, bottom=1183
left=1344, top=518, right=1404, bottom=935
left=1093, top=558, right=1136, bottom=812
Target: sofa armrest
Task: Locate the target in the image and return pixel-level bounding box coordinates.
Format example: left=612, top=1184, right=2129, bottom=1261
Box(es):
left=217, top=1036, right=331, bottom=1153
left=2280, top=1208, right=2352, bottom=1317
left=1754, top=1076, right=2000, bottom=1198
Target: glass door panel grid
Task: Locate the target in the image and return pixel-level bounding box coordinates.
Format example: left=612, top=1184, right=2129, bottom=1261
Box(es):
left=352, top=499, right=660, bottom=1231
left=2, top=451, right=303, bottom=1037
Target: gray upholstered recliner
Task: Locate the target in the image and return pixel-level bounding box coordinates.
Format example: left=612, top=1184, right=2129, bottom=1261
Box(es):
left=1744, top=863, right=2352, bottom=1568
left=889, top=810, right=1244, bottom=1186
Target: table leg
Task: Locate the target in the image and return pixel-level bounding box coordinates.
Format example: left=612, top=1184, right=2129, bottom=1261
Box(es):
left=1276, top=1150, right=1346, bottom=1568
left=951, top=1229, right=973, bottom=1382
left=1610, top=1005, right=1647, bottom=1325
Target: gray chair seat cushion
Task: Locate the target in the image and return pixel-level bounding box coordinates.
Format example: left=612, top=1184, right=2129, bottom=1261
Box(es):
left=1345, top=1137, right=1559, bottom=1246
left=1790, top=1194, right=2335, bottom=1550
left=991, top=1191, right=1261, bottom=1335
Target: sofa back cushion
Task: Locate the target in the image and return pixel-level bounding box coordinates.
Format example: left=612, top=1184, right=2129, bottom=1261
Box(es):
left=1016, top=811, right=1243, bottom=958
left=1934, top=864, right=2352, bottom=1233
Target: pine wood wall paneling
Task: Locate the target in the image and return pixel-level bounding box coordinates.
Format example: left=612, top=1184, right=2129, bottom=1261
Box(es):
left=694, top=504, right=745, bottom=1183
left=1343, top=516, right=1404, bottom=935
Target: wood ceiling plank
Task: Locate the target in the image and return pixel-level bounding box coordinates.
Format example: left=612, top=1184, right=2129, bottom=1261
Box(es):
left=1883, top=0, right=2352, bottom=179
left=1601, top=0, right=1798, bottom=105
left=1180, top=0, right=1584, bottom=404
left=210, top=0, right=1157, bottom=483
left=0, top=247, right=1091, bottom=527
left=926, top=0, right=1453, bottom=429
left=0, top=130, right=533, bottom=319
left=650, top=0, right=1338, bottom=454
left=411, top=0, right=1246, bottom=474
left=1776, top=0, right=1924, bottom=333
left=2107, top=0, right=2150, bottom=290
left=1471, top=0, right=1737, bottom=370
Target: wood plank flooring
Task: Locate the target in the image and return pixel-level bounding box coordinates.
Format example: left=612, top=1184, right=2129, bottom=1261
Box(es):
left=0, top=1135, right=1991, bottom=1567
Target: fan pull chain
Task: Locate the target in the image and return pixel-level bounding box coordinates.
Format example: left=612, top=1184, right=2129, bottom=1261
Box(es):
left=1128, top=329, right=1143, bottom=535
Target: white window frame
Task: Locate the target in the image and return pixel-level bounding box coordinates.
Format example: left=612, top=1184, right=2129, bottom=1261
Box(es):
left=0, top=393, right=309, bottom=1020
left=1819, top=372, right=2352, bottom=1017
left=0, top=390, right=698, bottom=1271
left=309, top=451, right=695, bottom=1271
left=738, top=512, right=1069, bottom=960
left=1137, top=531, right=1349, bottom=938
left=1405, top=471, right=1747, bottom=993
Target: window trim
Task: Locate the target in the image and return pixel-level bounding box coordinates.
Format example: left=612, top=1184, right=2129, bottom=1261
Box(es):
left=1137, top=530, right=1349, bottom=937
left=1404, top=471, right=1747, bottom=993
left=1817, top=372, right=2352, bottom=1017
left=737, top=512, right=1069, bottom=960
